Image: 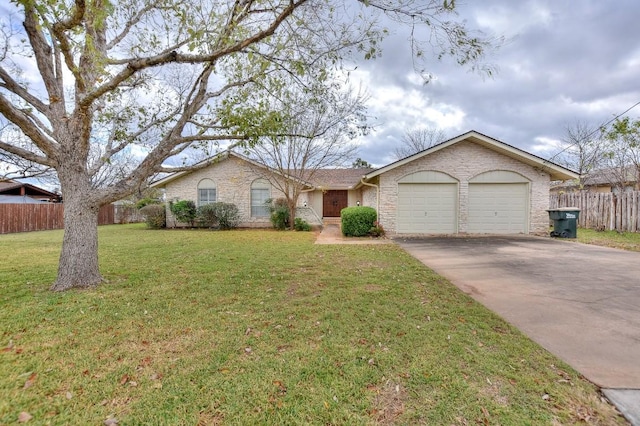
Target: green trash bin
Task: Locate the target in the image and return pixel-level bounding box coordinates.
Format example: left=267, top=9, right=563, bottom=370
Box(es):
left=547, top=207, right=580, bottom=238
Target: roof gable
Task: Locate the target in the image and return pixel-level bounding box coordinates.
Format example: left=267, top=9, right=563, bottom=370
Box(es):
left=365, top=130, right=578, bottom=181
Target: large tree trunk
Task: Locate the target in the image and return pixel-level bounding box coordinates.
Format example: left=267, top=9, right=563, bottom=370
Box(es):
left=50, top=178, right=103, bottom=291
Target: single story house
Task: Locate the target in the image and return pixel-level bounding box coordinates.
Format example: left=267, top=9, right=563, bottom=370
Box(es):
left=0, top=179, right=61, bottom=203
left=152, top=130, right=578, bottom=235
left=151, top=151, right=372, bottom=228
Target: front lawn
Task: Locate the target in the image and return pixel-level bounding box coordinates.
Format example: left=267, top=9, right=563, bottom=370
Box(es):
left=0, top=224, right=624, bottom=424
left=577, top=228, right=640, bottom=252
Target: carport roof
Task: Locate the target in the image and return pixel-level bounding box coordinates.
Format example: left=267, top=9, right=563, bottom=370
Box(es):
left=364, top=130, right=579, bottom=182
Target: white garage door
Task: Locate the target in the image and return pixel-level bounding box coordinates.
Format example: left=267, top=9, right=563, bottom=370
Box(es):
left=467, top=183, right=528, bottom=234
left=397, top=183, right=457, bottom=233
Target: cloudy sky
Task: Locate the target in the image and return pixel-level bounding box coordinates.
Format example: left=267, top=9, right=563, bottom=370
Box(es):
left=352, top=0, right=640, bottom=167
left=2, top=1, right=639, bottom=183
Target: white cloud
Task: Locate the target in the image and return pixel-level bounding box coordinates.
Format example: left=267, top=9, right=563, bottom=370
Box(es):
left=530, top=136, right=563, bottom=156
left=474, top=1, right=553, bottom=34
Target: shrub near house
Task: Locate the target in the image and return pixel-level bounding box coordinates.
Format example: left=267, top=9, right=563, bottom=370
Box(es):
left=170, top=200, right=198, bottom=227
left=198, top=202, right=240, bottom=230
left=142, top=200, right=241, bottom=230
left=341, top=206, right=377, bottom=237
left=139, top=205, right=166, bottom=229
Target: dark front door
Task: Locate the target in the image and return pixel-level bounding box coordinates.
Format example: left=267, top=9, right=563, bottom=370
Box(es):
left=323, top=190, right=348, bottom=217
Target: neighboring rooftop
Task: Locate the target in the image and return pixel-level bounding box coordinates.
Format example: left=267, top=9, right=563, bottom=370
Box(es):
left=0, top=179, right=60, bottom=202
left=551, top=166, right=639, bottom=191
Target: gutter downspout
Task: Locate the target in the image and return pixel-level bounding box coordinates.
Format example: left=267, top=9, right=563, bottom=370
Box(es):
left=360, top=177, right=380, bottom=218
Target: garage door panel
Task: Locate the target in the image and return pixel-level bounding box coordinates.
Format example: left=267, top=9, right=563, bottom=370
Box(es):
left=468, top=183, right=528, bottom=234
left=397, top=183, right=457, bottom=234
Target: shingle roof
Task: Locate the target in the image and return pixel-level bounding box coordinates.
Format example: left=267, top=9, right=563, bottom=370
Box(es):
left=296, top=168, right=374, bottom=189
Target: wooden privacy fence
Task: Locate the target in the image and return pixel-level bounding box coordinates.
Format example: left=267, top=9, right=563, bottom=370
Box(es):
left=0, top=204, right=115, bottom=234
left=550, top=191, right=640, bottom=232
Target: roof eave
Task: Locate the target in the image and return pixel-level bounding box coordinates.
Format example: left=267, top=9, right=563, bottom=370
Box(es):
left=150, top=151, right=235, bottom=188
left=149, top=150, right=315, bottom=188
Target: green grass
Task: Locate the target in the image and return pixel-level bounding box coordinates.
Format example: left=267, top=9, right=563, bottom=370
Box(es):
left=577, top=228, right=640, bottom=252
left=0, top=224, right=624, bottom=425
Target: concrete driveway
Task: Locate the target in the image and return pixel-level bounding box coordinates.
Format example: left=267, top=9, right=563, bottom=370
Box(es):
left=396, top=236, right=640, bottom=423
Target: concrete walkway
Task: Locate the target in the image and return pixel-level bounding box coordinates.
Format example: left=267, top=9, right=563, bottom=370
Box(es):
left=395, top=235, right=640, bottom=425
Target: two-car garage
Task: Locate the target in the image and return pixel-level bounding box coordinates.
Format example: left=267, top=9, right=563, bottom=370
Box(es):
left=362, top=131, right=579, bottom=236
left=396, top=170, right=529, bottom=234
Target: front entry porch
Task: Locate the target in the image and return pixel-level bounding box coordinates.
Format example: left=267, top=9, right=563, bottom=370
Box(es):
left=322, top=190, right=348, bottom=218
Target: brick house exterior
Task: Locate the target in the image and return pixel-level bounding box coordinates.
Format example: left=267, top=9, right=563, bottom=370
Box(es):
left=359, top=131, right=578, bottom=236
left=151, top=152, right=371, bottom=228
left=152, top=131, right=577, bottom=234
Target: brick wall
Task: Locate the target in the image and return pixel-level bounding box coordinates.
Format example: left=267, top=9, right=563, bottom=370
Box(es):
left=295, top=206, right=323, bottom=226
left=162, top=156, right=286, bottom=228
left=376, top=141, right=550, bottom=235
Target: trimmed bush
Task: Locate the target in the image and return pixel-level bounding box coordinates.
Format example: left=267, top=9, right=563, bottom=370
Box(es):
left=267, top=198, right=290, bottom=230
left=212, top=202, right=241, bottom=230
left=139, top=204, right=166, bottom=229
left=294, top=217, right=311, bottom=231
left=197, top=204, right=218, bottom=228
left=197, top=202, right=241, bottom=230
left=341, top=206, right=377, bottom=237
left=170, top=200, right=197, bottom=227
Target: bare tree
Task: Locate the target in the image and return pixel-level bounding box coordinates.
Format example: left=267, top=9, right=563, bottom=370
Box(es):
left=247, top=88, right=364, bottom=229
left=393, top=127, right=447, bottom=160
left=554, top=120, right=607, bottom=189
left=0, top=1, right=496, bottom=290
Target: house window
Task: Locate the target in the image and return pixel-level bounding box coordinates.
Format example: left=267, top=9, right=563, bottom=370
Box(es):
left=198, top=179, right=216, bottom=206
left=251, top=179, right=270, bottom=217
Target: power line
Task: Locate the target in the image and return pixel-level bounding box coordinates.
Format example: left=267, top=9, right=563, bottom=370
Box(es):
left=550, top=99, right=640, bottom=162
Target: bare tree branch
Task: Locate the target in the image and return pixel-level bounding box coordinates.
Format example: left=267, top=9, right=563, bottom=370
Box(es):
left=393, top=127, right=447, bottom=160
left=0, top=93, right=58, bottom=159
left=0, top=138, right=54, bottom=166
left=0, top=66, right=49, bottom=115
left=80, top=0, right=305, bottom=109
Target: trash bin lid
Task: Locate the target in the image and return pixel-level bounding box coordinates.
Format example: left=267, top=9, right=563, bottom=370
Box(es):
left=555, top=207, right=581, bottom=212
